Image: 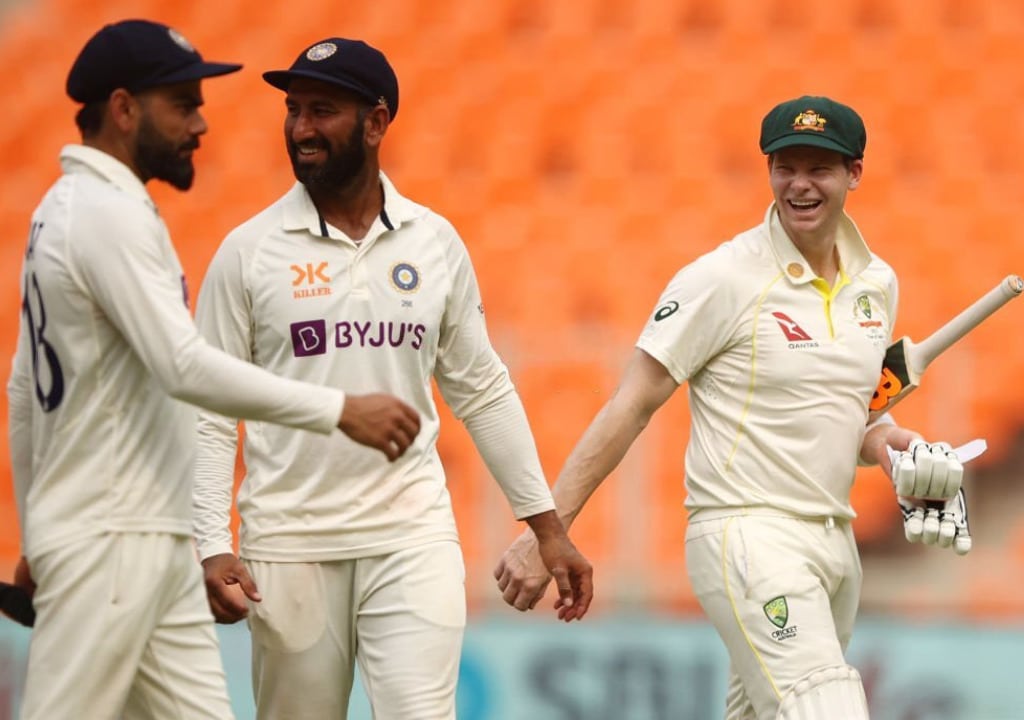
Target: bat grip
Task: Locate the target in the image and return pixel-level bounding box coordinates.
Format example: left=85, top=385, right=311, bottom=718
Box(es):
left=913, top=274, right=1023, bottom=371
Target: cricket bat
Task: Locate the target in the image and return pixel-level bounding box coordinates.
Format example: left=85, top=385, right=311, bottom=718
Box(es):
left=0, top=580, right=35, bottom=627
left=868, top=274, right=1023, bottom=421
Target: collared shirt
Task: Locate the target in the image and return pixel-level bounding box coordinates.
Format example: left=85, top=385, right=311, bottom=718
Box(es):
left=193, top=174, right=554, bottom=562
left=8, top=145, right=344, bottom=558
left=637, top=204, right=897, bottom=519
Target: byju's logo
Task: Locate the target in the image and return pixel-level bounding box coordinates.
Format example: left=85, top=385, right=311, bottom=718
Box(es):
left=290, top=320, right=327, bottom=356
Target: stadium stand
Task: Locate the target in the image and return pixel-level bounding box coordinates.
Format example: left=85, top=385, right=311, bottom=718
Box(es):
left=1, top=0, right=1023, bottom=616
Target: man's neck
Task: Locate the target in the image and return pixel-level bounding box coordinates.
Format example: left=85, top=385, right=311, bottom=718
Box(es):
left=308, top=168, right=382, bottom=241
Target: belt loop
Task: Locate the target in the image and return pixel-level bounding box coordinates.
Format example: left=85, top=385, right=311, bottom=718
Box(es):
left=825, top=517, right=836, bottom=530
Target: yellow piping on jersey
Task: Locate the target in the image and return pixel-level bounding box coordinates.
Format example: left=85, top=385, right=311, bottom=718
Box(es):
left=723, top=273, right=782, bottom=474
left=809, top=268, right=851, bottom=339
left=722, top=515, right=783, bottom=700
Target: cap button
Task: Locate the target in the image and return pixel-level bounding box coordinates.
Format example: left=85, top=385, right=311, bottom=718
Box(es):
left=787, top=263, right=804, bottom=278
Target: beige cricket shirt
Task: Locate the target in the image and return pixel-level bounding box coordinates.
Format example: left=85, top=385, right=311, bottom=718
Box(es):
left=637, top=205, right=897, bottom=520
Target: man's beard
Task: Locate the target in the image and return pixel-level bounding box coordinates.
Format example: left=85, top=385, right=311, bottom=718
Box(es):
left=135, top=114, right=197, bottom=191
left=288, top=122, right=366, bottom=194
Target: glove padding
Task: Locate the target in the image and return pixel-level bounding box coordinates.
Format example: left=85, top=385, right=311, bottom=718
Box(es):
left=889, top=439, right=962, bottom=500
left=898, top=488, right=972, bottom=555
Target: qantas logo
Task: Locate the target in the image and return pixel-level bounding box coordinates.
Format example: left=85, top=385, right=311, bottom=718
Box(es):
left=771, top=312, right=812, bottom=341
left=771, top=311, right=819, bottom=349
left=291, top=262, right=332, bottom=299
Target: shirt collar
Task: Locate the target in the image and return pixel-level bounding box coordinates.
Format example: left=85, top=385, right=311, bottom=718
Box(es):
left=764, top=202, right=873, bottom=284
left=59, top=144, right=156, bottom=210
left=281, top=171, right=419, bottom=239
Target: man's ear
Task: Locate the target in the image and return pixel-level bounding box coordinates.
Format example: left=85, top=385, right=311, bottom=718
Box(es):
left=364, top=104, right=390, bottom=147
left=848, top=158, right=864, bottom=190
left=107, top=88, right=139, bottom=133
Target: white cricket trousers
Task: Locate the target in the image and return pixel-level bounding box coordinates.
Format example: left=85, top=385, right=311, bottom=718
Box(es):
left=21, top=532, right=234, bottom=720
left=245, top=539, right=466, bottom=720
left=686, top=510, right=862, bottom=720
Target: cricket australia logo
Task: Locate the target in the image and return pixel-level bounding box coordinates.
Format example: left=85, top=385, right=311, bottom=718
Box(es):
left=854, top=294, right=881, bottom=328
left=764, top=596, right=798, bottom=641
left=763, top=597, right=788, bottom=628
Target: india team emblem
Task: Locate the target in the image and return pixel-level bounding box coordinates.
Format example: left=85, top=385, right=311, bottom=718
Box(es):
left=390, top=262, right=420, bottom=293
left=306, top=42, right=338, bottom=61
left=763, top=596, right=788, bottom=628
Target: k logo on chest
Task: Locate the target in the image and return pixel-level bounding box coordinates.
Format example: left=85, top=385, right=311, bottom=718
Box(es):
left=291, top=262, right=332, bottom=299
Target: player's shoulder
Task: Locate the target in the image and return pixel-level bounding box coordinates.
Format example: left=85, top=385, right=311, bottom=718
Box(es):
left=56, top=173, right=161, bottom=256
left=218, top=191, right=294, bottom=253
left=677, top=223, right=773, bottom=286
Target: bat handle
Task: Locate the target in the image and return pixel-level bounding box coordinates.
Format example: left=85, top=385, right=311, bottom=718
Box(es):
left=1001, top=274, right=1024, bottom=297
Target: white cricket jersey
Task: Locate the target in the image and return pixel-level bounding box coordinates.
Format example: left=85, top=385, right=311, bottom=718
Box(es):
left=192, top=174, right=554, bottom=562
left=638, top=205, right=897, bottom=519
left=7, top=145, right=344, bottom=558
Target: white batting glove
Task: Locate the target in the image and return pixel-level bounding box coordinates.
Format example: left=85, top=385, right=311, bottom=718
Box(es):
left=887, top=439, right=962, bottom=500
left=898, top=488, right=972, bottom=555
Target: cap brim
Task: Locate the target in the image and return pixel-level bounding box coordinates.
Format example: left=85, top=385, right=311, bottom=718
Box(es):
left=262, top=69, right=377, bottom=104
left=761, top=133, right=860, bottom=159
left=149, top=61, right=243, bottom=88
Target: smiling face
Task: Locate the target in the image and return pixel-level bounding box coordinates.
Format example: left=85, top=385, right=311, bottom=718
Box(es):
left=283, top=78, right=371, bottom=194
left=768, top=145, right=862, bottom=245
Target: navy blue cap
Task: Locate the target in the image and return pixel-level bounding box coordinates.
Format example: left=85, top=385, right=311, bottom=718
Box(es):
left=67, top=19, right=242, bottom=103
left=263, top=38, right=399, bottom=120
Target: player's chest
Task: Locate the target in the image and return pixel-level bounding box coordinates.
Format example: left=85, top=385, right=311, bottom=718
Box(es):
left=744, top=284, right=890, bottom=385
left=246, top=241, right=448, bottom=336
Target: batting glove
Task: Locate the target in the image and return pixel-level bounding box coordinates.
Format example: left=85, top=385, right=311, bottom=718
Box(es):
left=898, top=488, right=972, bottom=555
left=888, top=439, right=962, bottom=500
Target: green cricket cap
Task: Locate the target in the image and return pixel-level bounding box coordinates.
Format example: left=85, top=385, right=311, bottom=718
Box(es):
left=759, top=95, right=866, bottom=159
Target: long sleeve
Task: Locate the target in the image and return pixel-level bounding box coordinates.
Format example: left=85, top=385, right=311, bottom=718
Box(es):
left=433, top=226, right=554, bottom=519
left=191, top=229, right=257, bottom=560
left=8, top=298, right=35, bottom=547
left=462, top=391, right=555, bottom=519
left=72, top=199, right=344, bottom=433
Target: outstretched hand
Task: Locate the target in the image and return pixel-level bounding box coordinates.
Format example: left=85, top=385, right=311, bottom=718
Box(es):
left=202, top=553, right=261, bottom=624
left=494, top=525, right=593, bottom=622
left=337, top=393, right=421, bottom=461
left=537, top=533, right=593, bottom=622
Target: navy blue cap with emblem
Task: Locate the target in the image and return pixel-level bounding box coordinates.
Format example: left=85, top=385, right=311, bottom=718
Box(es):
left=263, top=38, right=399, bottom=121
left=67, top=19, right=242, bottom=104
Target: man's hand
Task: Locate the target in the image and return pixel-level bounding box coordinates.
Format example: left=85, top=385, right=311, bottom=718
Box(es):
left=898, top=488, right=972, bottom=555
left=0, top=556, right=36, bottom=627
left=888, top=439, right=963, bottom=500
left=494, top=529, right=553, bottom=613
left=201, top=553, right=261, bottom=624
left=502, top=510, right=593, bottom=622
left=337, top=393, right=421, bottom=461
left=536, top=532, right=594, bottom=622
